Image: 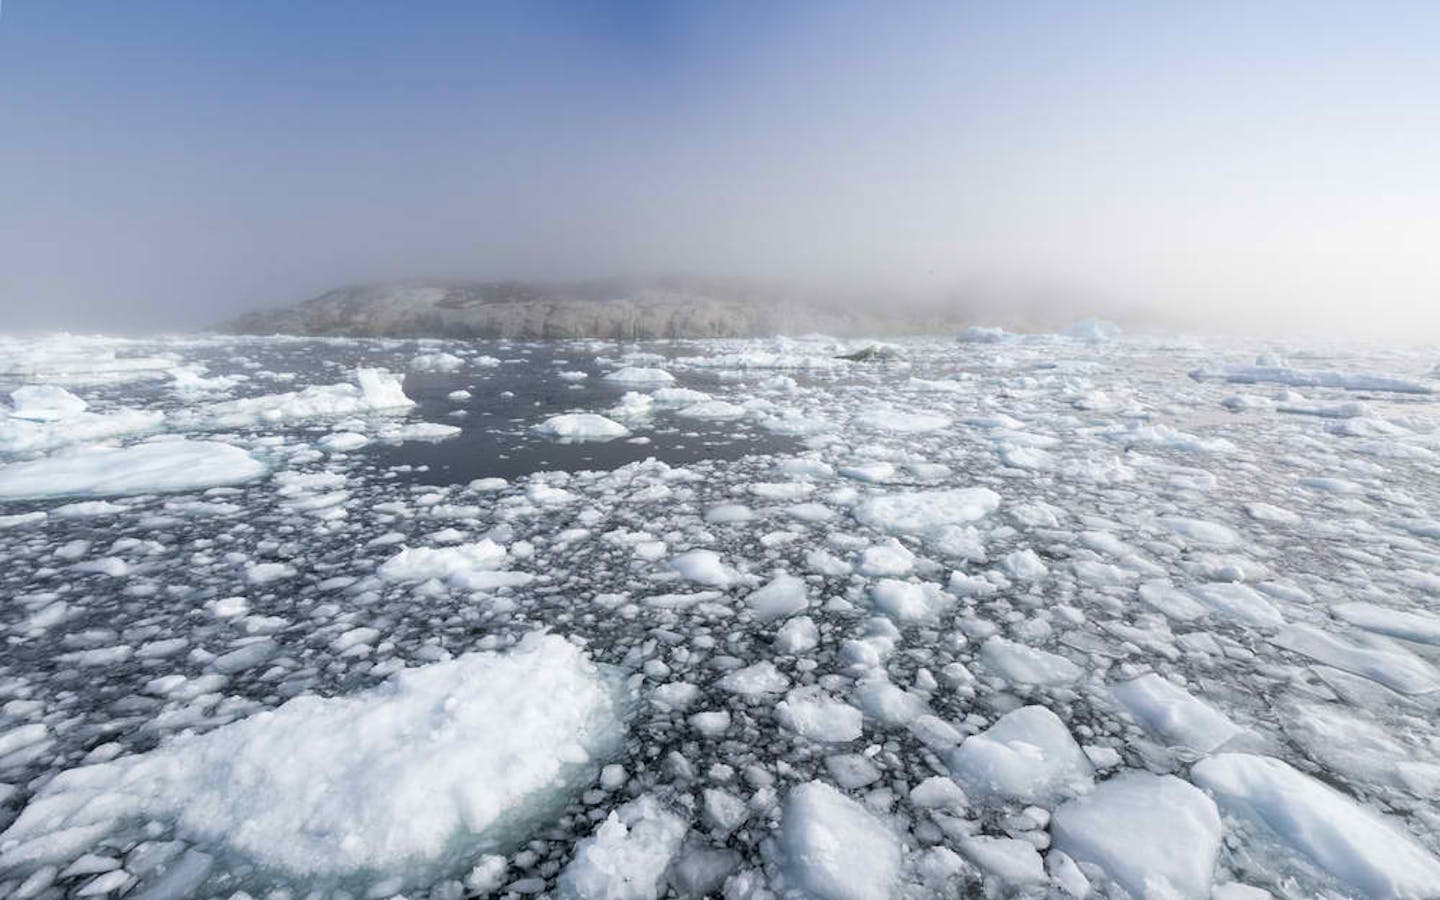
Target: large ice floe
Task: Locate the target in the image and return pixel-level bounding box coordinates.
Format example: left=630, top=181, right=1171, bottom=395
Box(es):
left=0, top=438, right=267, bottom=499
left=2, top=329, right=1440, bottom=898
left=0, top=634, right=626, bottom=889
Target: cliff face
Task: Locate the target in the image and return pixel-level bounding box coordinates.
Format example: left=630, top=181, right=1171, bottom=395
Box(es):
left=219, top=280, right=973, bottom=339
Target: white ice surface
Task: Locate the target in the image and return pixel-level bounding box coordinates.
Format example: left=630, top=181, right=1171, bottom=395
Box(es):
left=948, top=705, right=1093, bottom=804
left=0, top=439, right=267, bottom=499
left=0, top=634, right=625, bottom=883
left=1192, top=753, right=1440, bottom=897
left=779, top=781, right=901, bottom=900
left=534, top=413, right=631, bottom=442
left=1052, top=772, right=1222, bottom=899
left=1112, top=673, right=1240, bottom=752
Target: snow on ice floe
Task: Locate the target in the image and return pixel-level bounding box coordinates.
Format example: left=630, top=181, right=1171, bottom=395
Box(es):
left=0, top=403, right=164, bottom=455
left=175, top=368, right=413, bottom=428
left=6, top=384, right=88, bottom=421
left=0, top=334, right=178, bottom=384
left=948, top=705, right=1093, bottom=804
left=1272, top=622, right=1440, bottom=694
left=0, top=634, right=627, bottom=886
left=0, top=438, right=267, bottom=499
left=1193, top=753, right=1440, bottom=897
left=1051, top=772, right=1221, bottom=899
left=1111, top=672, right=1240, bottom=752
left=377, top=539, right=534, bottom=590
left=602, top=367, right=675, bottom=387
left=558, top=795, right=687, bottom=900
left=779, top=781, right=901, bottom=900
left=409, top=351, right=465, bottom=372
left=1192, top=362, right=1435, bottom=394
left=853, top=487, right=1000, bottom=535
left=534, top=413, right=631, bottom=442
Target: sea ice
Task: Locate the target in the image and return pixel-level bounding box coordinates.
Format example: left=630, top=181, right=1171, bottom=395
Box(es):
left=0, top=634, right=626, bottom=885
left=1112, top=673, right=1240, bottom=752
left=1193, top=753, right=1440, bottom=897
left=1051, top=772, right=1221, bottom=899
left=779, top=781, right=901, bottom=900
left=0, top=439, right=267, bottom=499
left=534, top=413, right=631, bottom=442
left=948, top=705, right=1094, bottom=804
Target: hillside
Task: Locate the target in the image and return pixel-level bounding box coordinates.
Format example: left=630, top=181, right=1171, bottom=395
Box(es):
left=219, top=278, right=980, bottom=339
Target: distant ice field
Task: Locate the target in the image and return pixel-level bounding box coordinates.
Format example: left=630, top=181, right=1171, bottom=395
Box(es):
left=2, top=327, right=1440, bottom=898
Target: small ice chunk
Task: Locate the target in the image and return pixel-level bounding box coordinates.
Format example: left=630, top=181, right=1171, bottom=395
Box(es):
left=1331, top=601, right=1440, bottom=645
left=603, top=367, right=675, bottom=387
left=774, top=616, right=820, bottom=654
left=677, top=400, right=746, bottom=420
left=8, top=384, right=88, bottom=420
left=378, top=540, right=534, bottom=591
left=1160, top=516, right=1241, bottom=548
left=957, top=835, right=1045, bottom=884
left=853, top=488, right=1001, bottom=536
left=780, top=781, right=901, bottom=900
left=979, top=637, right=1083, bottom=685
left=1111, top=673, right=1240, bottom=752
left=775, top=687, right=863, bottom=742
left=534, top=414, right=630, bottom=443
left=1052, top=772, right=1221, bottom=900
left=870, top=579, right=948, bottom=623
left=948, top=705, right=1093, bottom=804
left=716, top=661, right=789, bottom=697
left=744, top=574, right=809, bottom=621
left=558, top=795, right=688, bottom=900
left=667, top=549, right=735, bottom=586
left=410, top=352, right=465, bottom=372
left=1191, top=583, right=1285, bottom=628
left=319, top=431, right=370, bottom=452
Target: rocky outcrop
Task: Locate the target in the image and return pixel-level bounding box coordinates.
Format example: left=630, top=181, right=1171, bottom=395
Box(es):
left=219, top=279, right=974, bottom=339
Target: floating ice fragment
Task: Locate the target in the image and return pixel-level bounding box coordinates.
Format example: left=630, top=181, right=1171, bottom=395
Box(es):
left=378, top=540, right=534, bottom=591
left=948, top=705, right=1093, bottom=804
left=744, top=574, right=809, bottom=621
left=1111, top=673, right=1240, bottom=752
left=779, top=781, right=901, bottom=900
left=0, top=634, right=626, bottom=885
left=534, top=413, right=631, bottom=442
left=0, top=439, right=267, bottom=500
left=979, top=637, right=1083, bottom=685
left=853, top=487, right=1001, bottom=536
left=1192, top=753, right=1440, bottom=897
left=1052, top=772, right=1221, bottom=899
left=558, top=795, right=687, bottom=900
left=603, top=367, right=675, bottom=387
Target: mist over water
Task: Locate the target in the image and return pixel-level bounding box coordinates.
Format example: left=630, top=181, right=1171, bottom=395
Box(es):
left=1, top=2, right=1437, bottom=339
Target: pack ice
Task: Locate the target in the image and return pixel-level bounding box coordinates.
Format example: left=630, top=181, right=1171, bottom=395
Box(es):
left=1, top=329, right=1440, bottom=899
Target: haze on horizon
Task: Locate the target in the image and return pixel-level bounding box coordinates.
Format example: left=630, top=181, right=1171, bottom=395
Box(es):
left=0, top=1, right=1436, bottom=340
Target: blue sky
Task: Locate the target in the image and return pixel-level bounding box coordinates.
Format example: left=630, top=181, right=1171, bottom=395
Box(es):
left=1, top=1, right=1437, bottom=334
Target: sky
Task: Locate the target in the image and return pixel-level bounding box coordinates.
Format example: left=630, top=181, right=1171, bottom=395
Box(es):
left=0, top=1, right=1437, bottom=337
